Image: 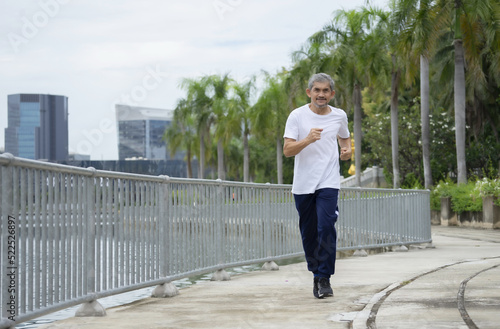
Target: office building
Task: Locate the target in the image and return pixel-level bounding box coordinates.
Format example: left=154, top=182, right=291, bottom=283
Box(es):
left=116, top=104, right=178, bottom=160
left=68, top=152, right=91, bottom=161
left=5, top=94, right=68, bottom=161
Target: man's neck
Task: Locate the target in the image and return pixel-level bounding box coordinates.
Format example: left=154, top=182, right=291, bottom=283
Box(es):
left=309, top=103, right=331, bottom=115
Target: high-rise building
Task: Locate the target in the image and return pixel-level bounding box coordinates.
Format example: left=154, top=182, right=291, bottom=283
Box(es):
left=5, top=94, right=68, bottom=161
left=116, top=104, right=179, bottom=160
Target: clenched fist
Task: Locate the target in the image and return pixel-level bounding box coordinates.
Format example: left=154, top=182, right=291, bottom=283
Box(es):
left=307, top=128, right=323, bottom=143
left=340, top=147, right=351, bottom=161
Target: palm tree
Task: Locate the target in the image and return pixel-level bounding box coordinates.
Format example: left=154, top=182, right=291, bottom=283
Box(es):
left=180, top=77, right=212, bottom=179
left=311, top=8, right=390, bottom=186
left=420, top=53, right=433, bottom=188
left=252, top=72, right=290, bottom=184
left=232, top=77, right=256, bottom=182
left=393, top=0, right=443, bottom=189
left=201, top=73, right=238, bottom=181
left=434, top=0, right=500, bottom=184
left=163, top=98, right=197, bottom=178
left=451, top=0, right=467, bottom=185
left=366, top=7, right=403, bottom=188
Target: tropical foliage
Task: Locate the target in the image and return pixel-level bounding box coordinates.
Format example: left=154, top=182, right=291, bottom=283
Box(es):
left=164, top=0, right=500, bottom=187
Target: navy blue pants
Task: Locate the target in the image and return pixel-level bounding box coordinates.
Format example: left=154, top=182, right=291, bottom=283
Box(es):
left=294, top=188, right=339, bottom=279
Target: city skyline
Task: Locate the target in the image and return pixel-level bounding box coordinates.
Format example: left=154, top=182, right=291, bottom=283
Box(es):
left=0, top=0, right=389, bottom=160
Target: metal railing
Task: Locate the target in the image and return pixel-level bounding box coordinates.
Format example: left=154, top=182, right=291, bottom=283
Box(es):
left=0, top=154, right=431, bottom=328
left=341, top=165, right=386, bottom=188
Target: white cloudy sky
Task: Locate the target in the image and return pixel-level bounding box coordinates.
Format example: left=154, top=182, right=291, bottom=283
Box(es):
left=0, top=0, right=388, bottom=160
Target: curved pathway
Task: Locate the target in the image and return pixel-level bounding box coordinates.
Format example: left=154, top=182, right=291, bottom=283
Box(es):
left=354, top=227, right=500, bottom=329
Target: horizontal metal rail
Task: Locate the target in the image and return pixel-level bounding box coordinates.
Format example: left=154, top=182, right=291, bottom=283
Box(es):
left=0, top=154, right=431, bottom=328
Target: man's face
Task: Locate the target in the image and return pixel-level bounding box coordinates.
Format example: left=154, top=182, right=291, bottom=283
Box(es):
left=306, top=81, right=335, bottom=108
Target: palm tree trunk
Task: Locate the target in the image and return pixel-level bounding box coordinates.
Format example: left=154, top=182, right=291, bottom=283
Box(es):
left=353, top=83, right=362, bottom=187
left=217, top=139, right=225, bottom=180
left=243, top=131, right=249, bottom=182
left=420, top=55, right=433, bottom=189
left=199, top=133, right=205, bottom=179
left=391, top=55, right=400, bottom=189
left=454, top=38, right=467, bottom=184
left=276, top=136, right=283, bottom=184
left=187, top=148, right=193, bottom=178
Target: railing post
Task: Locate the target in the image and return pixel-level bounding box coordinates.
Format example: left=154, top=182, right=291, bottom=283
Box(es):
left=1, top=154, right=17, bottom=328
left=216, top=179, right=224, bottom=264
left=159, top=175, right=170, bottom=278
left=211, top=179, right=230, bottom=281
left=264, top=183, right=271, bottom=257
left=86, top=168, right=97, bottom=295
left=393, top=190, right=408, bottom=252
left=75, top=167, right=105, bottom=317
left=261, top=183, right=278, bottom=271
left=152, top=175, right=178, bottom=298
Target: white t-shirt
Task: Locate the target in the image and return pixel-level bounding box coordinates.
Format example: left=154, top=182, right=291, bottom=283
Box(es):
left=283, top=104, right=350, bottom=194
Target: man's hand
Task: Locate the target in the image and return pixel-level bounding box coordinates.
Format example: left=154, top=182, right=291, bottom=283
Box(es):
left=338, top=136, right=352, bottom=161
left=340, top=147, right=351, bottom=161
left=307, top=128, right=323, bottom=143
left=283, top=128, right=323, bottom=157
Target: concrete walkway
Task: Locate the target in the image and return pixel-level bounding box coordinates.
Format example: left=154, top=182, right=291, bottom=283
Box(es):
left=39, top=226, right=500, bottom=329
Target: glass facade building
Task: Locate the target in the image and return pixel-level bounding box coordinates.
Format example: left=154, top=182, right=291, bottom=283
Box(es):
left=5, top=94, right=69, bottom=160
left=116, top=104, right=181, bottom=160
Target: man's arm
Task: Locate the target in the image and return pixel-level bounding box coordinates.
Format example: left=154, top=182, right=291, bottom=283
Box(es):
left=338, top=136, right=352, bottom=161
left=283, top=128, right=323, bottom=157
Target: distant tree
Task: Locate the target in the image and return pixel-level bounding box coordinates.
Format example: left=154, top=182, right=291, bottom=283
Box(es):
left=252, top=72, right=290, bottom=184
left=394, top=0, right=442, bottom=189
left=433, top=0, right=500, bottom=184
left=202, top=73, right=235, bottom=180
left=163, top=98, right=197, bottom=178
left=180, top=77, right=213, bottom=179
left=232, top=77, right=256, bottom=182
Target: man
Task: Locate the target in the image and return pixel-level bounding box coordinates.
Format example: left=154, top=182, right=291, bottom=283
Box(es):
left=283, top=73, right=351, bottom=298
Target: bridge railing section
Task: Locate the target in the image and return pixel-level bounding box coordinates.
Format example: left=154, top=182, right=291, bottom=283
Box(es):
left=0, top=154, right=431, bottom=328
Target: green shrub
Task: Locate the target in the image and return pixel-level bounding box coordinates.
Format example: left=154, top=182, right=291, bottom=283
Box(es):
left=473, top=177, right=500, bottom=207
left=430, top=180, right=453, bottom=211
left=474, top=177, right=500, bottom=197
left=429, top=178, right=500, bottom=212
left=449, top=182, right=482, bottom=214
left=433, top=179, right=454, bottom=198
left=430, top=188, right=441, bottom=211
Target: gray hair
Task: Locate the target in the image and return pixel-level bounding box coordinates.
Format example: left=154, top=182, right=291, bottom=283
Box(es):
left=308, top=73, right=335, bottom=91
